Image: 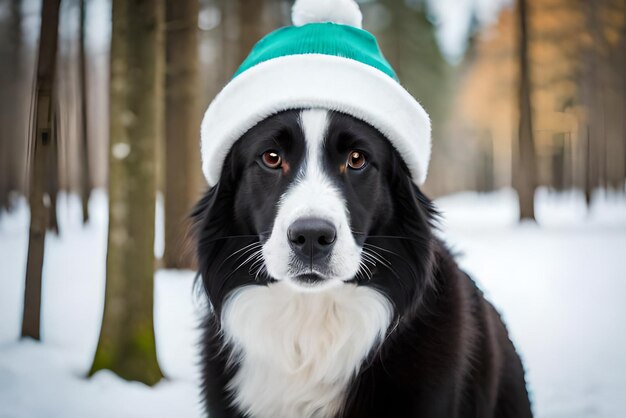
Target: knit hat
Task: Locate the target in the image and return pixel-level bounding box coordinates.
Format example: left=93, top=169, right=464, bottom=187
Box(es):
left=200, top=0, right=431, bottom=186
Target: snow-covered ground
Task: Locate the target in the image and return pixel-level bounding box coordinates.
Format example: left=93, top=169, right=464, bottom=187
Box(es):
left=1, top=188, right=625, bottom=417
left=437, top=189, right=626, bottom=418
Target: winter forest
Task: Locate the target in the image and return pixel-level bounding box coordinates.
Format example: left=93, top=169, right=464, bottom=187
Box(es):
left=1, top=0, right=626, bottom=417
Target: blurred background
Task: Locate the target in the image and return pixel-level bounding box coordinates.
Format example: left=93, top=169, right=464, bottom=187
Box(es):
left=3, top=0, right=626, bottom=207
left=0, top=0, right=625, bottom=417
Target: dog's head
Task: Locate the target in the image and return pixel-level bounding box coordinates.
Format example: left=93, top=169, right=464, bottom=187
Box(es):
left=194, top=109, right=437, bottom=314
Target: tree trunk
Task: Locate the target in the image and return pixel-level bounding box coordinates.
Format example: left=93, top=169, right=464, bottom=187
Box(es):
left=163, top=0, right=201, bottom=269
left=604, top=0, right=626, bottom=191
left=46, top=107, right=60, bottom=234
left=79, top=0, right=91, bottom=222
left=219, top=0, right=278, bottom=82
left=623, top=0, right=626, bottom=192
left=514, top=0, right=537, bottom=221
left=90, top=0, right=164, bottom=385
left=0, top=0, right=24, bottom=210
left=584, top=126, right=593, bottom=205
left=22, top=0, right=61, bottom=340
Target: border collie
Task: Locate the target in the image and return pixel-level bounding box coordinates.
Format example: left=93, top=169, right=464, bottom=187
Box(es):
left=193, top=109, right=532, bottom=417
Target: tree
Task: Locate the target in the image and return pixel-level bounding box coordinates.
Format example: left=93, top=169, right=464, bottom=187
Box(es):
left=455, top=0, right=625, bottom=201
left=219, top=0, right=284, bottom=83
left=79, top=0, right=92, bottom=222
left=578, top=0, right=626, bottom=200
left=0, top=0, right=26, bottom=211
left=163, top=0, right=201, bottom=269
left=514, top=0, right=537, bottom=220
left=90, top=0, right=164, bottom=385
left=366, top=0, right=454, bottom=197
left=21, top=0, right=61, bottom=340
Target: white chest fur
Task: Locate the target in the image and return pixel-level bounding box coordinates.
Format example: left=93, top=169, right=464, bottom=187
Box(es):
left=221, top=282, right=393, bottom=418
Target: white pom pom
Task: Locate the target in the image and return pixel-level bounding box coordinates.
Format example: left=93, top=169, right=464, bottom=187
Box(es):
left=292, top=0, right=363, bottom=29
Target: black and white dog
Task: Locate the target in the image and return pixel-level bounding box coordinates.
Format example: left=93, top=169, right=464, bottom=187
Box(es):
left=193, top=109, right=532, bottom=417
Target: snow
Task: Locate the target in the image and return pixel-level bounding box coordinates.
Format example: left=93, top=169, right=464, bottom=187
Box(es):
left=1, top=188, right=626, bottom=417
left=437, top=188, right=626, bottom=417
left=0, top=192, right=205, bottom=417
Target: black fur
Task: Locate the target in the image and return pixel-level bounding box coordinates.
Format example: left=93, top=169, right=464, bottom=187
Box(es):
left=193, top=110, right=532, bottom=417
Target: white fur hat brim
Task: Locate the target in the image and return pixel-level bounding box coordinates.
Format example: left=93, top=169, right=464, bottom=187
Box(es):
left=200, top=54, right=431, bottom=187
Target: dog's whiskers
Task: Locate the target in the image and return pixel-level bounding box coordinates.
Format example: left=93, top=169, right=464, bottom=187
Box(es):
left=234, top=249, right=263, bottom=273
left=247, top=253, right=266, bottom=278
left=360, top=245, right=410, bottom=290
left=360, top=250, right=379, bottom=265
left=355, top=262, right=366, bottom=282
left=355, top=256, right=374, bottom=282
left=360, top=253, right=377, bottom=272
left=216, top=242, right=262, bottom=272
left=219, top=248, right=265, bottom=286
left=364, top=242, right=420, bottom=287
left=363, top=242, right=401, bottom=259
left=253, top=262, right=268, bottom=282
left=228, top=241, right=262, bottom=262
left=362, top=247, right=392, bottom=269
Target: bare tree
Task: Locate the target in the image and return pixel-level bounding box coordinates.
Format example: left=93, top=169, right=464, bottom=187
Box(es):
left=22, top=0, right=62, bottom=340
left=579, top=0, right=626, bottom=201
left=219, top=0, right=283, bottom=82
left=0, top=0, right=25, bottom=211
left=163, top=0, right=201, bottom=269
left=90, top=0, right=164, bottom=384
left=514, top=0, right=537, bottom=220
left=79, top=0, right=92, bottom=222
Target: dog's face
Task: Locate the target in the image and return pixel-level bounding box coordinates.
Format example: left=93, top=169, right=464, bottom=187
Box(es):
left=232, top=109, right=394, bottom=290
left=195, top=109, right=435, bottom=312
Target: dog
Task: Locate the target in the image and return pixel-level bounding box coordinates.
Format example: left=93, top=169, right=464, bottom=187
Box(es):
left=193, top=108, right=533, bottom=417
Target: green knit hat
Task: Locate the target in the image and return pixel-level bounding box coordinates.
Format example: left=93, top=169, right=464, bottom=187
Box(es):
left=201, top=0, right=431, bottom=186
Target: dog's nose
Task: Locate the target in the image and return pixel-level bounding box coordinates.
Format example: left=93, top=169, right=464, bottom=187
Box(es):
left=287, top=217, right=337, bottom=261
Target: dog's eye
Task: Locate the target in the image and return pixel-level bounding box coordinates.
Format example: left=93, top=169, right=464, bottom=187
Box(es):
left=347, top=151, right=367, bottom=170
left=261, top=150, right=282, bottom=169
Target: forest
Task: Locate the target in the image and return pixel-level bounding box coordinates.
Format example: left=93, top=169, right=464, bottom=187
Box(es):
left=0, top=0, right=625, bottom=416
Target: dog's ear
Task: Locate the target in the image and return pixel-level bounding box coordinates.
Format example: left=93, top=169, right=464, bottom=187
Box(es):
left=389, top=152, right=438, bottom=231
left=194, top=163, right=241, bottom=254
left=192, top=153, right=238, bottom=242
left=192, top=153, right=256, bottom=312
